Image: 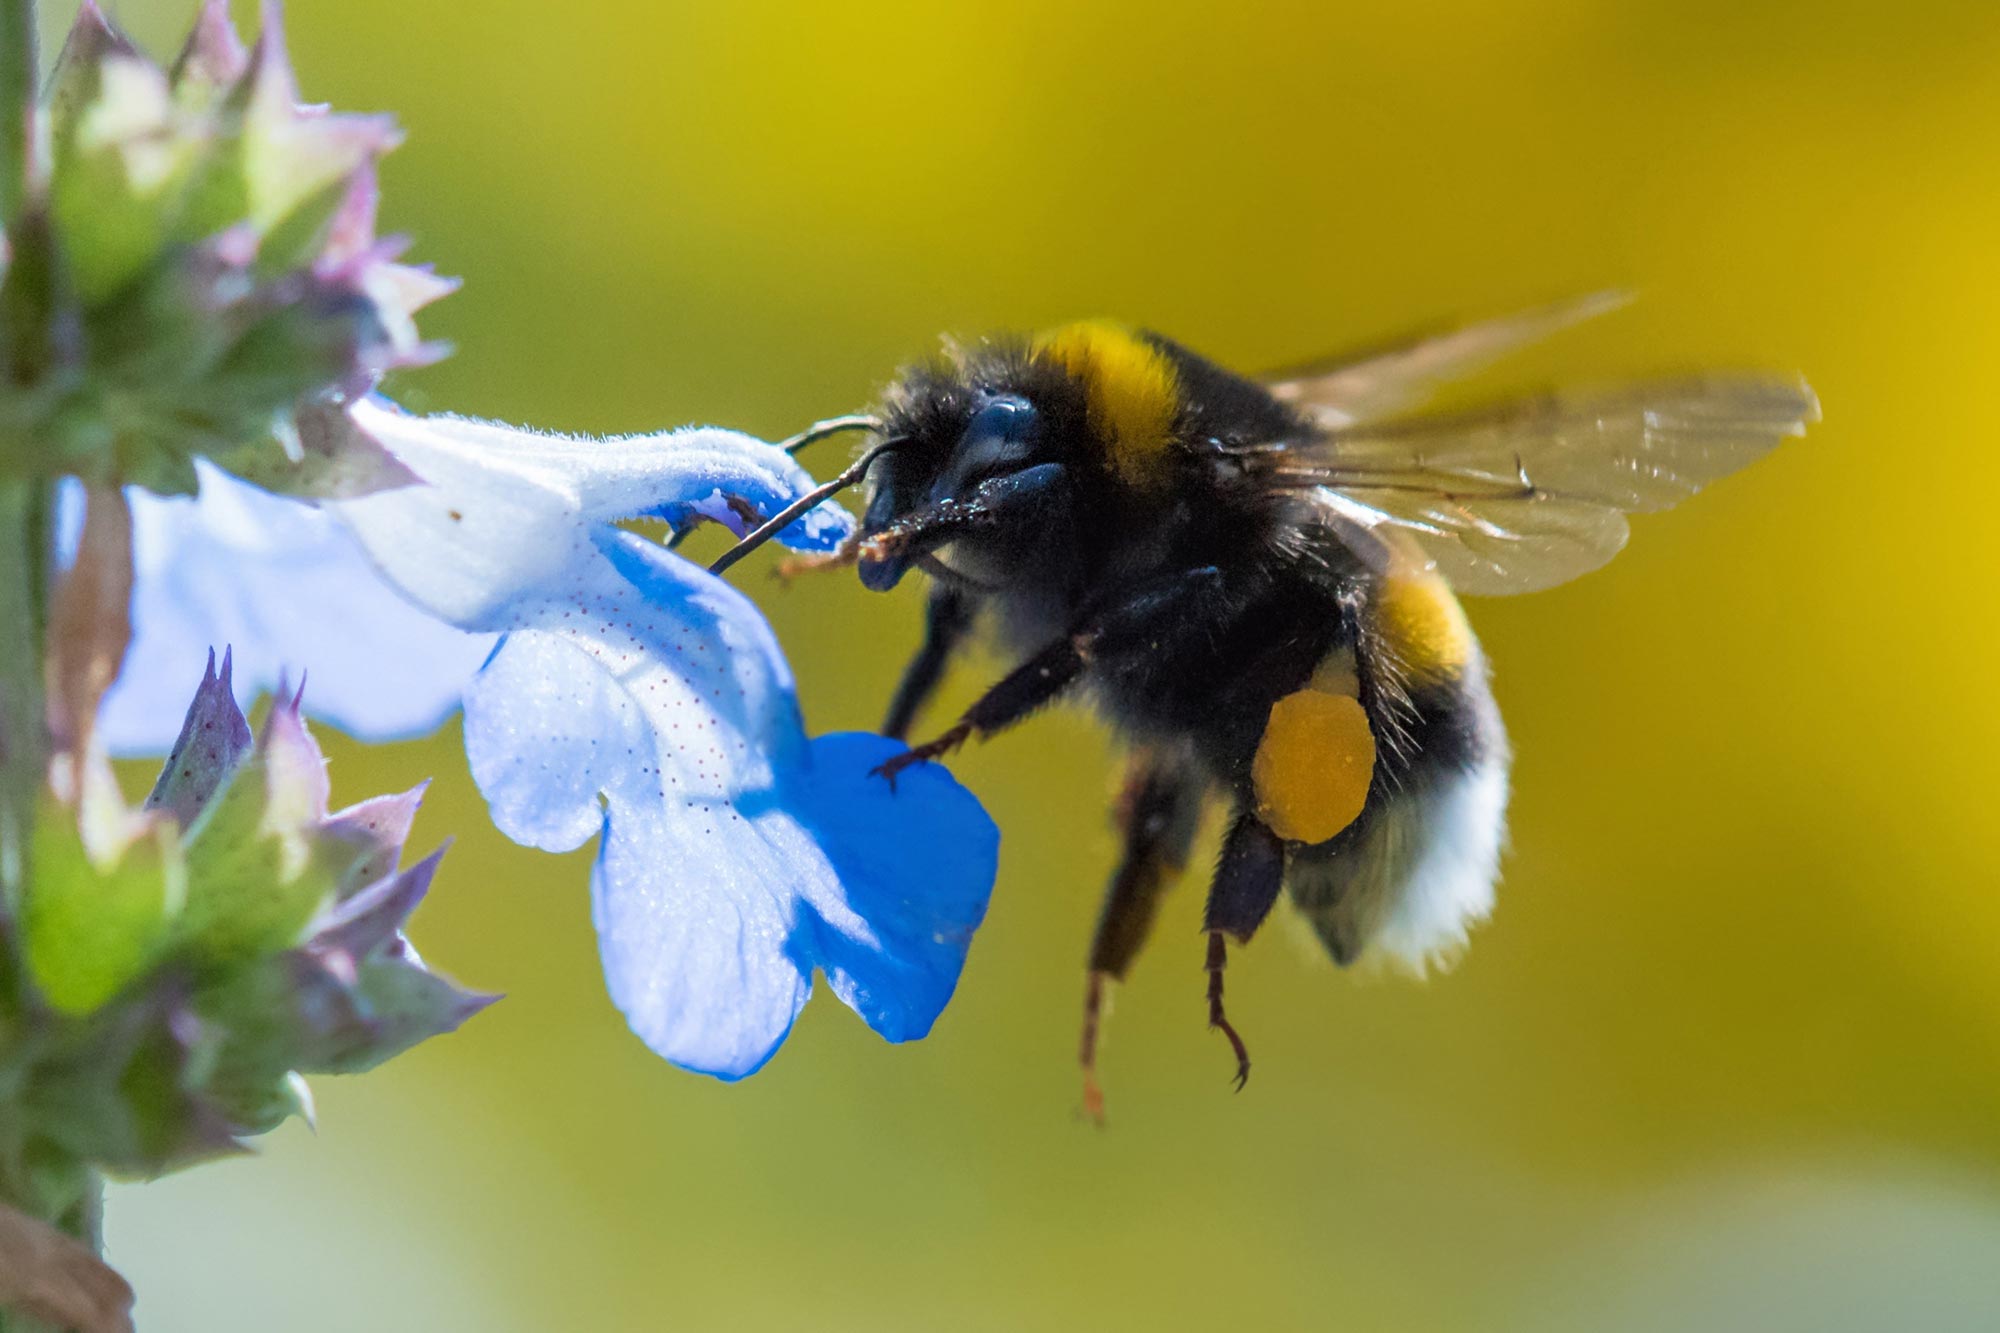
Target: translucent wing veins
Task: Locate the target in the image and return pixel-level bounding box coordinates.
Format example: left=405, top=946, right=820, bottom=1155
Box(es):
left=1263, top=291, right=1633, bottom=427
left=1240, top=374, right=1819, bottom=596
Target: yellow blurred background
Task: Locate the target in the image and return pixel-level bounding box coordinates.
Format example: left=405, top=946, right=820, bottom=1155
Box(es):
left=51, top=0, right=2000, bottom=1327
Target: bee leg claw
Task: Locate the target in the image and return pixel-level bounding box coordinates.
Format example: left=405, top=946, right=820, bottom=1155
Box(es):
left=1080, top=1073, right=1107, bottom=1126
left=868, top=723, right=974, bottom=792
left=1079, top=970, right=1111, bottom=1125
left=1205, top=931, right=1253, bottom=1092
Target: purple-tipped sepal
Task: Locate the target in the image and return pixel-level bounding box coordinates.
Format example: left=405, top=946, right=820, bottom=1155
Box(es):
left=7, top=652, right=490, bottom=1172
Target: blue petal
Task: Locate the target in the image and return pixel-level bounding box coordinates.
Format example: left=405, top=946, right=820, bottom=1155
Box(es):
left=587, top=737, right=996, bottom=1081
left=88, top=465, right=495, bottom=754
left=782, top=733, right=998, bottom=1043
left=461, top=529, right=801, bottom=853
left=461, top=533, right=997, bottom=1079
left=590, top=800, right=817, bottom=1080
left=649, top=467, right=853, bottom=551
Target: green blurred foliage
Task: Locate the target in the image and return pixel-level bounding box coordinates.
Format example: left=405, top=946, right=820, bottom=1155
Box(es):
left=54, top=0, right=2000, bottom=1327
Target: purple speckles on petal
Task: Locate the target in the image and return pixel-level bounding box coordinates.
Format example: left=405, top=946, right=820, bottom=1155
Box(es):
left=336, top=409, right=999, bottom=1078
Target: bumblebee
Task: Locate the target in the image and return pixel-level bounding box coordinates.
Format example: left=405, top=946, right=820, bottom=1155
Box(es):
left=717, top=295, right=1816, bottom=1113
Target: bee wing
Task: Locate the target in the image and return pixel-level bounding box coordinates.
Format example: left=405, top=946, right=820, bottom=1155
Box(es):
left=1263, top=291, right=1633, bottom=428
left=1243, top=376, right=1819, bottom=596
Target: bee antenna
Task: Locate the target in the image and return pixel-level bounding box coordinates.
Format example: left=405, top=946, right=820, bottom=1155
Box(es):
left=779, top=414, right=882, bottom=455
left=708, top=437, right=905, bottom=577
left=665, top=416, right=882, bottom=553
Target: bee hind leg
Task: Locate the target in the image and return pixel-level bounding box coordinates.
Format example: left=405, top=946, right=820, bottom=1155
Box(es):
left=1204, top=934, right=1250, bottom=1091
left=1202, top=812, right=1288, bottom=1092
left=1080, top=755, right=1206, bottom=1121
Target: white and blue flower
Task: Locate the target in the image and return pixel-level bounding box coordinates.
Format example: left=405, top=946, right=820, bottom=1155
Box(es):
left=92, top=400, right=998, bottom=1080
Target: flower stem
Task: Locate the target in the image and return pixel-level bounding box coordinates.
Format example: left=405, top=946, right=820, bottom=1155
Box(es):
left=0, top=1, right=53, bottom=1249
left=0, top=0, right=34, bottom=226
left=0, top=1149, right=107, bottom=1331
left=0, top=479, right=48, bottom=920
left=0, top=478, right=86, bottom=1319
left=44, top=1160, right=102, bottom=1254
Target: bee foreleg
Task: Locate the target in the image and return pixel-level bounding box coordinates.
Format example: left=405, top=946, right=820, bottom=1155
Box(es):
left=871, top=567, right=1227, bottom=788
left=1201, top=812, right=1288, bottom=1091
left=1081, top=755, right=1206, bottom=1121
left=882, top=583, right=974, bottom=741
left=771, top=534, right=860, bottom=584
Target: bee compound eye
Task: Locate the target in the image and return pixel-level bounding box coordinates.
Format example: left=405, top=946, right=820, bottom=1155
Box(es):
left=862, top=484, right=904, bottom=533
left=962, top=395, right=1038, bottom=447
left=942, top=394, right=1041, bottom=499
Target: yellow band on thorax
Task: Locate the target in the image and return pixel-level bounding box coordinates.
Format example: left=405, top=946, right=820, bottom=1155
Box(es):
left=1031, top=321, right=1179, bottom=485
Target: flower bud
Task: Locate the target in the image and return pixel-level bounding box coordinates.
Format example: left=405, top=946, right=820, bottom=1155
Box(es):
left=8, top=650, right=491, bottom=1175
left=0, top=2, right=452, bottom=499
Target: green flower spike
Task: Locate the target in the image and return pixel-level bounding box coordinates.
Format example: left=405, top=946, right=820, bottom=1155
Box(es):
left=0, top=0, right=455, bottom=497
left=5, top=651, right=493, bottom=1197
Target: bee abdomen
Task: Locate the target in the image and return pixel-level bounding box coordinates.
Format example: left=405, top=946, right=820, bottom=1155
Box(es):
left=1287, top=745, right=1509, bottom=969
left=1283, top=573, right=1511, bottom=969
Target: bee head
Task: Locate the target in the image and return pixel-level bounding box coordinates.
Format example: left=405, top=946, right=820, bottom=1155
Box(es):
left=859, top=348, right=1076, bottom=591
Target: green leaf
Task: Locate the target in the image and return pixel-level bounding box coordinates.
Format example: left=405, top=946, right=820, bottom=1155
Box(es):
left=21, top=801, right=182, bottom=1017
left=236, top=11, right=398, bottom=258
left=328, top=945, right=494, bottom=1074
left=47, top=52, right=200, bottom=306
left=167, top=1, right=248, bottom=112
left=28, top=984, right=242, bottom=1173
left=173, top=695, right=340, bottom=969
left=319, top=784, right=426, bottom=898
left=1, top=1, right=449, bottom=491
left=41, top=1, right=132, bottom=145
left=200, top=1063, right=311, bottom=1139
left=194, top=851, right=493, bottom=1079
left=174, top=762, right=332, bottom=971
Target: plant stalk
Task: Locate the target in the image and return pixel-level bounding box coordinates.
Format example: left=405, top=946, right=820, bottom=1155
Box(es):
left=0, top=0, right=34, bottom=226
left=0, top=478, right=46, bottom=921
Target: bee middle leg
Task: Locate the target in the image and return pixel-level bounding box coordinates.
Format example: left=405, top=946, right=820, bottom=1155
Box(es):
left=1201, top=811, right=1288, bottom=1090
left=872, top=566, right=1229, bottom=787
left=868, top=631, right=1089, bottom=788
left=1080, top=754, right=1206, bottom=1120
left=882, top=583, right=974, bottom=741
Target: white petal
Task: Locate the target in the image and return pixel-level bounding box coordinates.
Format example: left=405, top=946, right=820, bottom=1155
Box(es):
left=333, top=400, right=852, bottom=630
left=84, top=468, right=494, bottom=753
